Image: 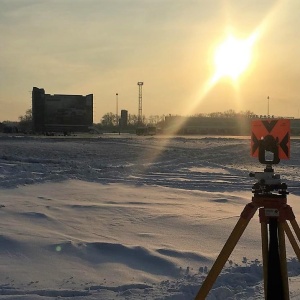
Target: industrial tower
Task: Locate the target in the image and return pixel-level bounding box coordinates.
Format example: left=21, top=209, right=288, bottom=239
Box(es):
left=137, top=82, right=143, bottom=125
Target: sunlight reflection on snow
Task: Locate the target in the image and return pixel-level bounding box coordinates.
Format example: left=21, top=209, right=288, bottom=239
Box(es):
left=55, top=246, right=62, bottom=252
left=189, top=167, right=230, bottom=174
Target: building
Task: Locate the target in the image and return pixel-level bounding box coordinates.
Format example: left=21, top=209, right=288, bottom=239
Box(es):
left=32, top=87, right=93, bottom=133
left=120, top=110, right=128, bottom=128
left=162, top=115, right=300, bottom=136
left=162, top=115, right=251, bottom=135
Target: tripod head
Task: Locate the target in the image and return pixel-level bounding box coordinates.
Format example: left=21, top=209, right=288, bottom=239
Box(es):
left=249, top=164, right=288, bottom=196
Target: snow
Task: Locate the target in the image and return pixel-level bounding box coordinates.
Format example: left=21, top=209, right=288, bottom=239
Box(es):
left=0, top=134, right=300, bottom=299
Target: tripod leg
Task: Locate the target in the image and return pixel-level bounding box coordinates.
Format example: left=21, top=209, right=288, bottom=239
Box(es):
left=261, top=221, right=268, bottom=299
left=290, top=219, right=300, bottom=243
left=278, top=222, right=290, bottom=300
left=283, top=221, right=300, bottom=261
left=194, top=203, right=256, bottom=300
left=267, top=218, right=284, bottom=300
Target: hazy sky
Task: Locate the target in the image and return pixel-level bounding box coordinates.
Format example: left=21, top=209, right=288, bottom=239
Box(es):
left=1, top=0, right=300, bottom=122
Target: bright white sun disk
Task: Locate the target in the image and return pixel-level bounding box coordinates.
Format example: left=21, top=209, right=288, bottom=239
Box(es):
left=213, top=35, right=253, bottom=81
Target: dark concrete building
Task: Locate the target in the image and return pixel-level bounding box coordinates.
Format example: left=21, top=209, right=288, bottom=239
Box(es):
left=120, top=110, right=128, bottom=128
left=32, top=87, right=93, bottom=133
left=162, top=115, right=300, bottom=136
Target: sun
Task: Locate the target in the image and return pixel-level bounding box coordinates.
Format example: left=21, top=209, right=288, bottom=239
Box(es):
left=213, top=35, right=254, bottom=82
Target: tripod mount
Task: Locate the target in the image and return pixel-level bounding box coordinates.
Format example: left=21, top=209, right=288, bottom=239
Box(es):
left=250, top=164, right=288, bottom=196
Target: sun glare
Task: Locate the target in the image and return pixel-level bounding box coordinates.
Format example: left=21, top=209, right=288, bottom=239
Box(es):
left=213, top=35, right=254, bottom=82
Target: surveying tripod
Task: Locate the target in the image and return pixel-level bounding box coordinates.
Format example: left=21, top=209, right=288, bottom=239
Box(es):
left=194, top=164, right=300, bottom=300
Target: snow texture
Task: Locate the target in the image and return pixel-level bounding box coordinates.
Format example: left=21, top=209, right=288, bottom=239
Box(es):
left=0, top=134, right=300, bottom=299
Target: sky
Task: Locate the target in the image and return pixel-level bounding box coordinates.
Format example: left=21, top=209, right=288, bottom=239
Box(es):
left=1, top=0, right=300, bottom=122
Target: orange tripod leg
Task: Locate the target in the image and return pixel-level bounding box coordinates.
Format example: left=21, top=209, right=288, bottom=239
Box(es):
left=194, top=203, right=257, bottom=300
left=290, top=219, right=300, bottom=243
left=283, top=221, right=300, bottom=261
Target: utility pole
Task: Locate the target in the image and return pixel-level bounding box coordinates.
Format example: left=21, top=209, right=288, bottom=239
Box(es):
left=137, top=82, right=143, bottom=125
left=116, top=93, right=119, bottom=126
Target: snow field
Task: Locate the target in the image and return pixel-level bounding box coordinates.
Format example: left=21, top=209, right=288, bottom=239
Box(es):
left=0, top=135, right=300, bottom=299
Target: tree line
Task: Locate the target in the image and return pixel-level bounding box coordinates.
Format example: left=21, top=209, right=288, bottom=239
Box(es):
left=100, top=109, right=257, bottom=127
left=1, top=109, right=257, bottom=133
left=100, top=112, right=165, bottom=127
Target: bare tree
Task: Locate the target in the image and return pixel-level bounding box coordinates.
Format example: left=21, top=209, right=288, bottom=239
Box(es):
left=101, top=112, right=116, bottom=127
left=18, top=108, right=32, bottom=132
